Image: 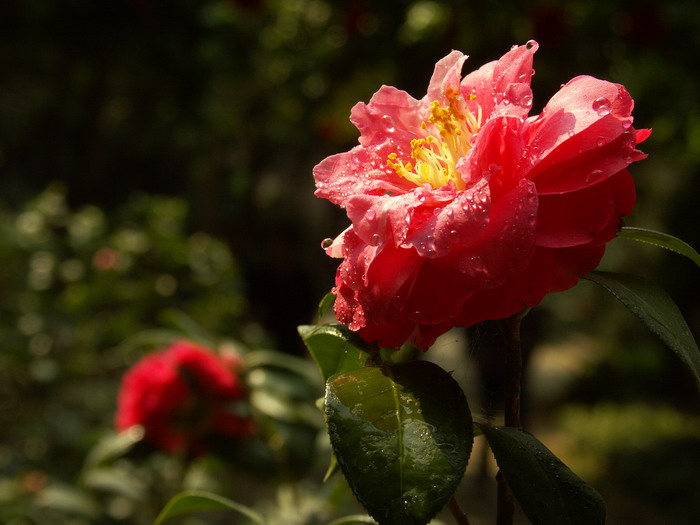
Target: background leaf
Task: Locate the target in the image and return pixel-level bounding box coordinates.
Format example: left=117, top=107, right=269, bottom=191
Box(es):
left=298, top=323, right=369, bottom=382
left=618, top=227, right=700, bottom=268
left=325, top=361, right=473, bottom=525
left=154, top=490, right=266, bottom=525
left=585, top=271, right=700, bottom=388
left=479, top=425, right=605, bottom=525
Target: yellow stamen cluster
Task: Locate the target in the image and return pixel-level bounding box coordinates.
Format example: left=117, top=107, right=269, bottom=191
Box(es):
left=387, top=92, right=482, bottom=190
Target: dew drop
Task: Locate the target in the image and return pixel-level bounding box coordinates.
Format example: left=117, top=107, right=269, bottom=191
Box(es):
left=525, top=39, right=539, bottom=51
left=364, top=208, right=376, bottom=222
left=592, top=97, right=611, bottom=116
left=382, top=115, right=395, bottom=132
left=445, top=207, right=454, bottom=219
left=321, top=238, right=333, bottom=249
left=585, top=169, right=605, bottom=184
left=596, top=136, right=607, bottom=147
left=622, top=120, right=632, bottom=130
left=370, top=233, right=383, bottom=246
left=567, top=130, right=575, bottom=138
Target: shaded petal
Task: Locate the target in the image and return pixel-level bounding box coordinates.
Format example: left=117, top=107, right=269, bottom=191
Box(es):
left=402, top=261, right=474, bottom=324
left=400, top=181, right=492, bottom=258
left=437, top=179, right=538, bottom=287
left=452, top=243, right=606, bottom=328
left=465, top=116, right=527, bottom=198
left=332, top=228, right=423, bottom=333
left=536, top=169, right=635, bottom=248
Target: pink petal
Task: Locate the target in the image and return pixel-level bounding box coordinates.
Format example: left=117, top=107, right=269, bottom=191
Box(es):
left=351, top=85, right=423, bottom=148
left=313, top=145, right=415, bottom=207
left=460, top=42, right=537, bottom=120
left=426, top=50, right=469, bottom=103
left=523, top=76, right=646, bottom=193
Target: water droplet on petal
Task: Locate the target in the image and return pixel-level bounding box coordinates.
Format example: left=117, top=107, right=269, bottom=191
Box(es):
left=622, top=120, right=632, bottom=130
left=382, top=115, right=395, bottom=132
left=596, top=137, right=607, bottom=147
left=585, top=169, right=605, bottom=184
left=364, top=208, right=376, bottom=222
left=526, top=39, right=539, bottom=51
left=592, top=97, right=611, bottom=116
left=321, top=238, right=333, bottom=249
left=445, top=207, right=454, bottom=219
left=567, top=130, right=575, bottom=137
left=370, top=233, right=382, bottom=245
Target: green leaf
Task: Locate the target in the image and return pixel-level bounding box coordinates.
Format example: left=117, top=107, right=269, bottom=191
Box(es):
left=83, top=426, right=145, bottom=468
left=479, top=425, right=605, bottom=525
left=323, top=449, right=340, bottom=482
left=298, top=323, right=369, bottom=383
left=585, top=271, right=700, bottom=388
left=318, top=291, right=336, bottom=320
left=325, top=361, right=473, bottom=525
left=619, top=227, right=700, bottom=268
left=154, top=490, right=266, bottom=525
left=245, top=349, right=321, bottom=386
left=82, top=466, right=147, bottom=499
left=328, top=516, right=377, bottom=525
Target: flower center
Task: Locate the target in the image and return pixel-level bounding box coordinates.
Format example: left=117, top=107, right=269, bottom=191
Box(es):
left=387, top=90, right=482, bottom=190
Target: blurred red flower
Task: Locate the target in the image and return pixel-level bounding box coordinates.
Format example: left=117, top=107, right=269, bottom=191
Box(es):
left=115, top=340, right=253, bottom=454
left=314, top=41, right=650, bottom=349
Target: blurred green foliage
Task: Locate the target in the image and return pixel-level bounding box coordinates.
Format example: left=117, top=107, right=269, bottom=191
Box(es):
left=1, top=0, right=700, bottom=523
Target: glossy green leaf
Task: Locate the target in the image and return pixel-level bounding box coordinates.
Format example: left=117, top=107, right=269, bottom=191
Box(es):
left=325, top=360, right=473, bottom=525
left=585, top=271, right=700, bottom=387
left=298, top=323, right=369, bottom=382
left=154, top=490, right=266, bottom=525
left=479, top=425, right=605, bottom=525
left=619, top=227, right=700, bottom=268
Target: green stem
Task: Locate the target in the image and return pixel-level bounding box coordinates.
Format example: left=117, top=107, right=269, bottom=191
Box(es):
left=496, top=313, right=524, bottom=525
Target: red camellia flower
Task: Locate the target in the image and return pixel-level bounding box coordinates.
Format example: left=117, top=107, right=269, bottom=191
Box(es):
left=115, top=340, right=253, bottom=454
left=314, top=41, right=650, bottom=349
